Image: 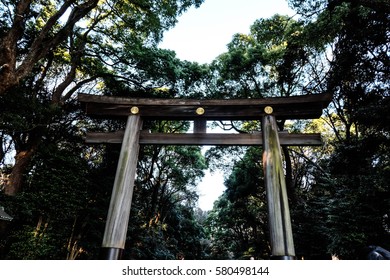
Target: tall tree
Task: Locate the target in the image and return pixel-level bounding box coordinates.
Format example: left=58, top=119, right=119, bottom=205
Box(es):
left=0, top=0, right=204, bottom=195
left=288, top=0, right=390, bottom=258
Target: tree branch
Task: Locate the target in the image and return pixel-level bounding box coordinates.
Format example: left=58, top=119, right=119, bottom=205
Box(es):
left=15, top=0, right=100, bottom=89
left=289, top=148, right=330, bottom=178
left=0, top=0, right=32, bottom=93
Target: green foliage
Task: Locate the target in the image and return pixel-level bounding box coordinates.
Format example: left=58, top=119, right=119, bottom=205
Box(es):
left=5, top=225, right=57, bottom=260
left=126, top=202, right=206, bottom=259
left=287, top=0, right=390, bottom=259
left=210, top=14, right=327, bottom=99
left=1, top=144, right=97, bottom=259
left=287, top=0, right=328, bottom=19
left=0, top=74, right=62, bottom=150
left=206, top=148, right=269, bottom=259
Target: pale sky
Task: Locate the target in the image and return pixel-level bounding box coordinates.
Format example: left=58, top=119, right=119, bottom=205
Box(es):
left=159, top=0, right=295, bottom=210
left=160, top=0, right=295, bottom=64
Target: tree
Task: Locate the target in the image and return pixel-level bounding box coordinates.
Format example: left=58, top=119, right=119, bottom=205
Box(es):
left=1, top=141, right=96, bottom=259
left=205, top=0, right=390, bottom=259
left=322, top=0, right=389, bottom=259
left=208, top=14, right=329, bottom=100
left=0, top=0, right=204, bottom=96
left=287, top=0, right=390, bottom=259
left=206, top=147, right=269, bottom=259
left=0, top=0, right=204, bottom=195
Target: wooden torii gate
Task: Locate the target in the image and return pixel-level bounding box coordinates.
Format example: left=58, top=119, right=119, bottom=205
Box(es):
left=79, top=93, right=332, bottom=260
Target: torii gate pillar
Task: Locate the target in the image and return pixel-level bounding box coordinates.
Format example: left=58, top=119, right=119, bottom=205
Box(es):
left=99, top=115, right=142, bottom=259
left=262, top=112, right=295, bottom=259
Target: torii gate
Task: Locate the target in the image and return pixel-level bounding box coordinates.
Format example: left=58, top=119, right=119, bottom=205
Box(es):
left=79, top=93, right=332, bottom=260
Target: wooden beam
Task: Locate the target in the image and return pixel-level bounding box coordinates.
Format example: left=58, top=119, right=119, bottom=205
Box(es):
left=262, top=114, right=295, bottom=259
left=193, top=119, right=207, bottom=133
left=78, top=93, right=333, bottom=120
left=100, top=115, right=142, bottom=260
left=85, top=131, right=323, bottom=146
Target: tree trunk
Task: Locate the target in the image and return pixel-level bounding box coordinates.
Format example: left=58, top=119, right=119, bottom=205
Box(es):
left=4, top=148, right=35, bottom=196
left=0, top=0, right=32, bottom=95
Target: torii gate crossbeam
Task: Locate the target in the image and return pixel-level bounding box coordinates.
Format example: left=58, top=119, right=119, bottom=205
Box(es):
left=79, top=93, right=332, bottom=260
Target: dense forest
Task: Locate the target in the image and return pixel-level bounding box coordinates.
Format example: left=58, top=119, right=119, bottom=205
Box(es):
left=0, top=0, right=389, bottom=260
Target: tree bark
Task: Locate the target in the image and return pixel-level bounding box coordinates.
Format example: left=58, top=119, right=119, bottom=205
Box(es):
left=4, top=148, right=35, bottom=196
left=4, top=126, right=42, bottom=196
left=0, top=0, right=32, bottom=94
